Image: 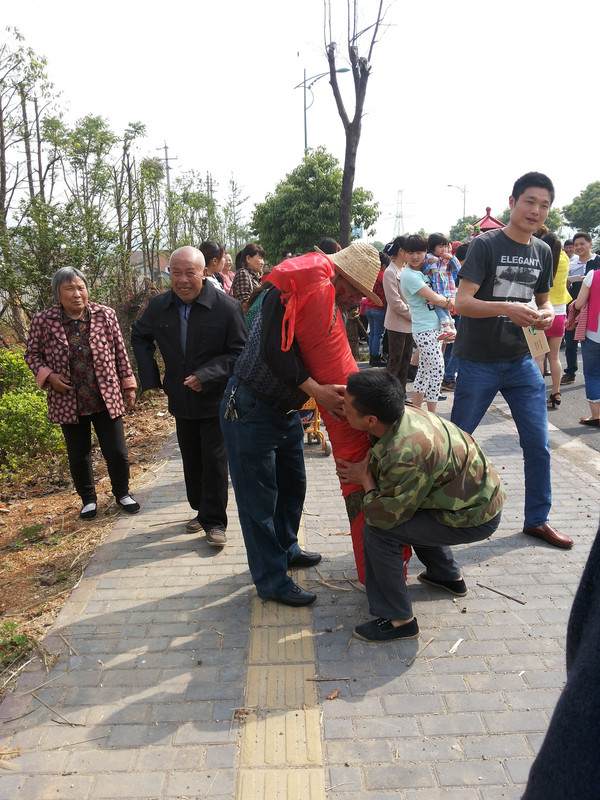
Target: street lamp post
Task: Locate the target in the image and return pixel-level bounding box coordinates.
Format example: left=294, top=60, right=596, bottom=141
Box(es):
left=294, top=68, right=350, bottom=153
left=447, top=184, right=467, bottom=218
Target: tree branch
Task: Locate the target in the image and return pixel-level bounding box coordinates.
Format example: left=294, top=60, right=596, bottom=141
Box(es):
left=368, top=0, right=385, bottom=62
left=326, top=44, right=350, bottom=130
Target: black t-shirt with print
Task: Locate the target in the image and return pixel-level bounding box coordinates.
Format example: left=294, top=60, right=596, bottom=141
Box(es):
left=453, top=229, right=552, bottom=363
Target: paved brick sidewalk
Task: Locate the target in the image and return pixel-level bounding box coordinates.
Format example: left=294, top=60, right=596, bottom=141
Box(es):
left=0, top=400, right=598, bottom=799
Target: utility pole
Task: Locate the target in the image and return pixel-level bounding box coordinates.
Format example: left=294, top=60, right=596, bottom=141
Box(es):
left=158, top=142, right=178, bottom=192
left=394, top=190, right=404, bottom=238
left=157, top=142, right=178, bottom=249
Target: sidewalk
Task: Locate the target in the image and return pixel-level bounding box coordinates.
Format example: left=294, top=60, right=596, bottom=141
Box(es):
left=1, top=398, right=598, bottom=800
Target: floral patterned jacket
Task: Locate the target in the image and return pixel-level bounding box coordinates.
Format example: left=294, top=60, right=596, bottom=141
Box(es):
left=25, top=302, right=137, bottom=424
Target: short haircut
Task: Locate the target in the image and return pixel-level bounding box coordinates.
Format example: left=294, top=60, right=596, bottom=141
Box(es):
left=404, top=234, right=428, bottom=254
left=511, top=172, right=555, bottom=204
left=379, top=251, right=390, bottom=267
left=455, top=243, right=469, bottom=262
left=564, top=239, right=574, bottom=247
left=383, top=236, right=406, bottom=257
left=318, top=237, right=341, bottom=255
left=346, top=368, right=405, bottom=424
left=51, top=267, right=88, bottom=303
left=573, top=231, right=592, bottom=244
left=427, top=232, right=450, bottom=253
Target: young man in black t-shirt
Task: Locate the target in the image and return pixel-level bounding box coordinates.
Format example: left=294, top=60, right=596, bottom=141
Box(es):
left=451, top=172, right=573, bottom=550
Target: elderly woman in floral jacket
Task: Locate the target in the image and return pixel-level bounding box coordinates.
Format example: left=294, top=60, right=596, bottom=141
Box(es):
left=25, top=267, right=139, bottom=520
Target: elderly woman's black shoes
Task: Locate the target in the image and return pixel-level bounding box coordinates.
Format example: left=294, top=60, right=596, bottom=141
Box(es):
left=80, top=503, right=97, bottom=520
left=118, top=495, right=140, bottom=514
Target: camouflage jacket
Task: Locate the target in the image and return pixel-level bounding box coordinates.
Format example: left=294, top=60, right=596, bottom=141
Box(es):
left=363, top=407, right=505, bottom=529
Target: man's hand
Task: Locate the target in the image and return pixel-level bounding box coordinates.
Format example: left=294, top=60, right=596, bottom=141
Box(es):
left=504, top=303, right=545, bottom=328
left=184, top=375, right=203, bottom=392
left=335, top=454, right=375, bottom=490
left=47, top=372, right=72, bottom=394
left=530, top=309, right=553, bottom=330
left=299, top=377, right=346, bottom=420
left=123, top=387, right=136, bottom=412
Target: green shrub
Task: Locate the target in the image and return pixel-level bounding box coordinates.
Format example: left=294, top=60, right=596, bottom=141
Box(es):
left=0, top=390, right=66, bottom=477
left=0, top=621, right=32, bottom=665
left=0, top=348, right=38, bottom=395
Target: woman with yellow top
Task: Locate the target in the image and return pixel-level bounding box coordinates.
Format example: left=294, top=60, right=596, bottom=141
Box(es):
left=535, top=232, right=571, bottom=408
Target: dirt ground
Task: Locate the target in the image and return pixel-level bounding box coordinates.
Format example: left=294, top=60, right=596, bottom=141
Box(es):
left=0, top=392, right=176, bottom=700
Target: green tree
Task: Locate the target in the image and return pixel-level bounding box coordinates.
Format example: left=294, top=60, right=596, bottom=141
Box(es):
left=563, top=182, right=600, bottom=234
left=222, top=177, right=251, bottom=254
left=251, top=147, right=379, bottom=264
left=449, top=215, right=479, bottom=242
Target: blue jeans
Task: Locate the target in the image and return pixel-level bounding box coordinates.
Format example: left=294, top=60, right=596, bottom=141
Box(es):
left=581, top=337, right=600, bottom=402
left=220, top=380, right=306, bottom=597
left=365, top=307, right=385, bottom=357
left=451, top=355, right=551, bottom=528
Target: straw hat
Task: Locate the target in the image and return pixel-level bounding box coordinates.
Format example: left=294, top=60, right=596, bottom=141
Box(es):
left=316, top=242, right=383, bottom=306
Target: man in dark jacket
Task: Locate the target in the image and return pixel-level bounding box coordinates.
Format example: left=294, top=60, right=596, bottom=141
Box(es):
left=132, top=246, right=246, bottom=546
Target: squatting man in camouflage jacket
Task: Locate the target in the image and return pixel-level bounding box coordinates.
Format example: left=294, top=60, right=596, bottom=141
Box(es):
left=336, top=369, right=505, bottom=643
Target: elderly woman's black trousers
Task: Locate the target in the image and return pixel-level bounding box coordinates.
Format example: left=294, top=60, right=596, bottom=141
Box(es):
left=61, top=410, right=130, bottom=504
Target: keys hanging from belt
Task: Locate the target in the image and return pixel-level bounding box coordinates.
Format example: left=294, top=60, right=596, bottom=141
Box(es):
left=224, top=385, right=238, bottom=420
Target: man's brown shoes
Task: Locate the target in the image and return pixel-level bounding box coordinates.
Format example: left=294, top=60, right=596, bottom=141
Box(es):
left=523, top=523, right=573, bottom=549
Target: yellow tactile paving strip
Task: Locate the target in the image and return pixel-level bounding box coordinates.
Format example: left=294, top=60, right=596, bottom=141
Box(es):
left=237, top=528, right=327, bottom=799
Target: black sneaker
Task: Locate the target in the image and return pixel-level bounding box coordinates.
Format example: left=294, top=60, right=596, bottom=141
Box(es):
left=418, top=572, right=467, bottom=596
left=353, top=617, right=419, bottom=642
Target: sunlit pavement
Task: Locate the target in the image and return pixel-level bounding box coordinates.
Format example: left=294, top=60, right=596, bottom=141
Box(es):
left=0, top=397, right=597, bottom=799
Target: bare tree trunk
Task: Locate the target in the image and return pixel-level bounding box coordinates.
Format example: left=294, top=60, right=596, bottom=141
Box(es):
left=34, top=97, right=45, bottom=204
left=324, top=0, right=384, bottom=245
left=0, top=94, right=7, bottom=236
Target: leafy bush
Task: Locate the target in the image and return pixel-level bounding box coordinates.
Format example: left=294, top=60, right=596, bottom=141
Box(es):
left=0, top=390, right=66, bottom=477
left=0, top=348, right=38, bottom=395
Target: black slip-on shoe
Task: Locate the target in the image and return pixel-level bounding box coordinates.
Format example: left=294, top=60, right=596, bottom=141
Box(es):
left=353, top=617, right=419, bottom=642
left=418, top=572, right=467, bottom=596
left=117, top=495, right=140, bottom=514
left=80, top=503, right=97, bottom=520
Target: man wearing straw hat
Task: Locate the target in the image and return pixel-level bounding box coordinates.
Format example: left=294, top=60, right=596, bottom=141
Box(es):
left=220, top=242, right=385, bottom=606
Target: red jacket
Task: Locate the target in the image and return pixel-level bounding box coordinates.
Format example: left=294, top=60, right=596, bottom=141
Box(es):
left=364, top=269, right=386, bottom=310
left=25, top=302, right=137, bottom=424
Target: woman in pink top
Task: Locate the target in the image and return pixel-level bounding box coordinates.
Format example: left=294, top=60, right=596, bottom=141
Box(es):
left=574, top=269, right=600, bottom=425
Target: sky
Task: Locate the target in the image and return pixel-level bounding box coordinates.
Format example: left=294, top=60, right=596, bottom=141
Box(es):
left=3, top=0, right=598, bottom=244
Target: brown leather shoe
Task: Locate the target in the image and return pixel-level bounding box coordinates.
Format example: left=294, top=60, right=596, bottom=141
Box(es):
left=560, top=373, right=575, bottom=385
left=523, top=524, right=573, bottom=549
